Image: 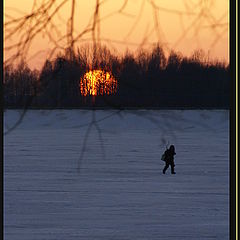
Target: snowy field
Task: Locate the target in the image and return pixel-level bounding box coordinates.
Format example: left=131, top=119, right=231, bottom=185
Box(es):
left=4, top=110, right=229, bottom=240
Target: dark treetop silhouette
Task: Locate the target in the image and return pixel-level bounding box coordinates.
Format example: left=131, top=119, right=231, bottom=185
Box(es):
left=4, top=45, right=229, bottom=109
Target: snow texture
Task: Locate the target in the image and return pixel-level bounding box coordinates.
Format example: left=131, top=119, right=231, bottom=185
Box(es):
left=4, top=110, right=229, bottom=239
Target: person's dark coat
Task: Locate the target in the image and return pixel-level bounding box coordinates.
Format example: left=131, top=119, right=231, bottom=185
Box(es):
left=163, top=145, right=176, bottom=174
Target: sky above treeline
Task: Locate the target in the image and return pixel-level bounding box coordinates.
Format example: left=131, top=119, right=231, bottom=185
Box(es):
left=4, top=0, right=229, bottom=70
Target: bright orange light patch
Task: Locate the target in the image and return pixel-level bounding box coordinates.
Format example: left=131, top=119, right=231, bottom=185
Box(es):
left=80, top=70, right=117, bottom=96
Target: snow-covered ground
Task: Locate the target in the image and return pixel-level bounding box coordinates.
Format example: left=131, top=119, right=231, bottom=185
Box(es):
left=4, top=110, right=229, bottom=239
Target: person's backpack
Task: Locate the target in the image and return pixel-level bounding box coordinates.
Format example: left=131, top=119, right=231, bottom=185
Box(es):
left=161, top=149, right=167, bottom=161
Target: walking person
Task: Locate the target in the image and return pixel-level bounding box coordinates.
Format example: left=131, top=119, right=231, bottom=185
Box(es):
left=162, top=145, right=176, bottom=174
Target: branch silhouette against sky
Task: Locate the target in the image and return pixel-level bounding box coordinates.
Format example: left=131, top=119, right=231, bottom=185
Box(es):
left=4, top=0, right=228, bottom=67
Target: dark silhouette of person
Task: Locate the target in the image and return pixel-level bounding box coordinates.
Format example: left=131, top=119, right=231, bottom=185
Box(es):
left=163, top=145, right=176, bottom=174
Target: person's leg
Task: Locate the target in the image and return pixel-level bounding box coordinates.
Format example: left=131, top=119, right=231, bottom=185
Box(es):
left=163, top=163, right=169, bottom=174
left=170, top=163, right=176, bottom=174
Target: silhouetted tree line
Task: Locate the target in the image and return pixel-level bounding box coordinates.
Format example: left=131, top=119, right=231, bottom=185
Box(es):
left=4, top=44, right=230, bottom=109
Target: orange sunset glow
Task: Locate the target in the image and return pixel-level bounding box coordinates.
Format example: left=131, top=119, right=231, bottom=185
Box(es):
left=80, top=70, right=117, bottom=96
left=4, top=0, right=229, bottom=69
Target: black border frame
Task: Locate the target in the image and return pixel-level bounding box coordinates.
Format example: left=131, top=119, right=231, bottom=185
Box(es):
left=1, top=0, right=238, bottom=239
left=230, top=0, right=237, bottom=239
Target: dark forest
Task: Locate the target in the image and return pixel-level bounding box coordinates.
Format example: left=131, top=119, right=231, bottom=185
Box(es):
left=4, top=44, right=230, bottom=109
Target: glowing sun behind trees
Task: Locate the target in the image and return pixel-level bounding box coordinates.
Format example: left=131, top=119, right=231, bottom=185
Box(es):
left=80, top=70, right=117, bottom=96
